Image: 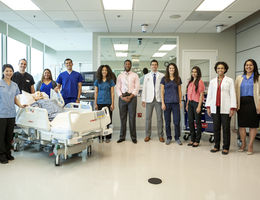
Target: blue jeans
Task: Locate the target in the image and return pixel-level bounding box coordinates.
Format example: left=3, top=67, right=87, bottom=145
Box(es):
left=164, top=103, right=180, bottom=140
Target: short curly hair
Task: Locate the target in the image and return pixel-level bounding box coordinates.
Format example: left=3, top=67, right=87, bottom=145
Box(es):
left=214, top=61, right=229, bottom=74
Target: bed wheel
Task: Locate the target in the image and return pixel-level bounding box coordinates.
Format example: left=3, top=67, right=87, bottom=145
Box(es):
left=55, top=155, right=61, bottom=166
left=209, top=136, right=214, bottom=143
left=87, top=146, right=92, bottom=156
left=183, top=134, right=189, bottom=141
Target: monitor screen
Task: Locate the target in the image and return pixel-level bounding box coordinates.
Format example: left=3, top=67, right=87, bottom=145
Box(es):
left=81, top=72, right=96, bottom=86
left=84, top=73, right=94, bottom=82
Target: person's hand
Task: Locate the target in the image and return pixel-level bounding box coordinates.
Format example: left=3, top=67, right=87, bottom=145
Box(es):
left=110, top=104, right=114, bottom=111
left=185, top=104, right=188, bottom=112
left=257, top=106, right=260, bottom=114
left=54, top=87, right=59, bottom=93
left=76, top=99, right=80, bottom=103
left=95, top=104, right=98, bottom=110
left=162, top=103, right=166, bottom=111
left=229, top=109, right=235, bottom=117
left=179, top=102, right=183, bottom=109
left=196, top=106, right=201, bottom=114
left=20, top=104, right=27, bottom=108
left=142, top=101, right=146, bottom=108
left=207, top=107, right=211, bottom=117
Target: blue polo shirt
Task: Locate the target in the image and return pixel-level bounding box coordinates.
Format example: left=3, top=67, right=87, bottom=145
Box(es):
left=241, top=74, right=254, bottom=97
left=160, top=77, right=182, bottom=104
left=0, top=79, right=20, bottom=118
left=56, top=71, right=83, bottom=99
left=94, top=79, right=115, bottom=104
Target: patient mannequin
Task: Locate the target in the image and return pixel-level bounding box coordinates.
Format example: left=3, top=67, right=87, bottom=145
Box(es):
left=33, top=91, right=45, bottom=101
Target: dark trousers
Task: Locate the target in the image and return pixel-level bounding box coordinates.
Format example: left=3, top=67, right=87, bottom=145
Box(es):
left=164, top=103, right=180, bottom=140
left=188, top=101, right=202, bottom=143
left=97, top=104, right=112, bottom=139
left=119, top=97, right=137, bottom=140
left=0, top=118, right=15, bottom=155
left=211, top=107, right=231, bottom=150
left=64, top=97, right=77, bottom=105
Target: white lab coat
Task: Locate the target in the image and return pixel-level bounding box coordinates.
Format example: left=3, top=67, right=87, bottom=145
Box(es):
left=205, top=76, right=237, bottom=114
left=141, top=71, right=164, bottom=103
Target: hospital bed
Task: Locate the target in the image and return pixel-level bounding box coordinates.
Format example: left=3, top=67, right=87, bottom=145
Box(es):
left=14, top=92, right=112, bottom=166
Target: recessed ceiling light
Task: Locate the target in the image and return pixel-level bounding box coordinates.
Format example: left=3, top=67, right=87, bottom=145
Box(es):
left=0, top=0, right=40, bottom=10
left=132, top=59, right=139, bottom=62
left=196, top=0, right=236, bottom=11
left=103, top=0, right=133, bottom=10
left=152, top=52, right=167, bottom=58
left=116, top=52, right=128, bottom=57
left=114, top=44, right=128, bottom=51
left=169, top=14, right=181, bottom=19
left=159, top=44, right=176, bottom=51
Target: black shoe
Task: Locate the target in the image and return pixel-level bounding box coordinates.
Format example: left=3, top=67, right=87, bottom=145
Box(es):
left=132, top=139, right=137, bottom=144
left=0, top=155, right=8, bottom=164
left=222, top=150, right=229, bottom=155
left=6, top=154, right=15, bottom=161
left=187, top=142, right=194, bottom=146
left=117, top=139, right=125, bottom=143
left=192, top=143, right=199, bottom=147
left=210, top=148, right=220, bottom=153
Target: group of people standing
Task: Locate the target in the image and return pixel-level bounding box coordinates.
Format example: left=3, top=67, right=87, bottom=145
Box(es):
left=0, top=57, right=259, bottom=164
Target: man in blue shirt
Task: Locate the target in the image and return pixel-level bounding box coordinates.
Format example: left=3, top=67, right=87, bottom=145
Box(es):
left=56, top=58, right=83, bottom=105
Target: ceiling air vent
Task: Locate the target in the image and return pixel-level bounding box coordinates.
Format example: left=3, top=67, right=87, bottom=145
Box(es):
left=54, top=20, right=83, bottom=28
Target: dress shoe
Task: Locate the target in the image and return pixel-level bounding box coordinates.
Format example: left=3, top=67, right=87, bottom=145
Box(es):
left=210, top=148, right=219, bottom=153
left=0, top=155, right=8, bottom=164
left=117, top=139, right=125, bottom=143
left=192, top=142, right=199, bottom=147
left=132, top=139, right=137, bottom=144
left=187, top=142, right=193, bottom=146
left=159, top=137, right=165, bottom=142
left=6, top=154, right=15, bottom=161
left=222, top=150, right=229, bottom=155
left=144, top=137, right=150, bottom=142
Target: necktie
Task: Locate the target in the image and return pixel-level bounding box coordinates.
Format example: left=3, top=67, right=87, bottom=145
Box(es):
left=153, top=73, right=156, bottom=97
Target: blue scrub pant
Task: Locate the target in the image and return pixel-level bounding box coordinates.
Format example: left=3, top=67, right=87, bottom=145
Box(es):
left=64, top=97, right=77, bottom=105
left=164, top=103, right=180, bottom=140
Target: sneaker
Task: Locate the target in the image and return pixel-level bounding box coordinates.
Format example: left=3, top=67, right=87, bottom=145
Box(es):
left=132, top=139, right=137, bottom=144
left=176, top=139, right=183, bottom=145
left=165, top=139, right=171, bottom=145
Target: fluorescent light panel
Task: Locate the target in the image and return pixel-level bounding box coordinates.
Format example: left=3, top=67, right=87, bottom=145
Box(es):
left=159, top=44, right=176, bottom=51
left=0, top=0, right=40, bottom=10
left=196, top=0, right=236, bottom=11
left=103, top=0, right=133, bottom=10
left=113, top=44, right=128, bottom=51
left=152, top=52, right=167, bottom=58
left=116, top=52, right=128, bottom=57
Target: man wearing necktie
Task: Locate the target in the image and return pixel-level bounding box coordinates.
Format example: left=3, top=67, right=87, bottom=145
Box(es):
left=142, top=60, right=165, bottom=142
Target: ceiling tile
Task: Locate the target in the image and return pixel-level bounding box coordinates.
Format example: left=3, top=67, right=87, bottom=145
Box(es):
left=0, top=11, right=24, bottom=21
left=81, top=20, right=108, bottom=32
left=166, top=0, right=203, bottom=11
left=66, top=0, right=103, bottom=11
left=31, top=21, right=59, bottom=28
left=131, top=20, right=157, bottom=32
left=176, top=21, right=208, bottom=32
left=133, top=11, right=161, bottom=21
left=212, top=11, right=253, bottom=23
left=227, top=0, right=260, bottom=12
left=197, top=21, right=232, bottom=33
left=32, top=0, right=71, bottom=11
left=45, top=11, right=77, bottom=20
left=153, top=21, right=183, bottom=32
left=15, top=11, right=50, bottom=21
left=160, top=11, right=191, bottom=21
left=134, top=0, right=168, bottom=11
left=0, top=2, right=11, bottom=10
left=75, top=11, right=105, bottom=21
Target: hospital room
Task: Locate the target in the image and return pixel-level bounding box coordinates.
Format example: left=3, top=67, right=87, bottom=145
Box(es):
left=0, top=0, right=260, bottom=199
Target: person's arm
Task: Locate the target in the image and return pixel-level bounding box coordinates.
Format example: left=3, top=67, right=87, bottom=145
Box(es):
left=161, top=84, right=166, bottom=110
left=186, top=99, right=189, bottom=112
left=76, top=82, right=82, bottom=103
left=94, top=86, right=98, bottom=110
left=111, top=86, right=115, bottom=111
left=141, top=75, right=147, bottom=108
left=229, top=79, right=237, bottom=117
left=205, top=80, right=212, bottom=117
left=196, top=92, right=204, bottom=113
left=178, top=85, right=182, bottom=108
left=31, top=85, right=35, bottom=94
left=129, top=74, right=140, bottom=100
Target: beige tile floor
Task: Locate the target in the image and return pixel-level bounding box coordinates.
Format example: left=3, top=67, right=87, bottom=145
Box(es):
left=0, top=130, right=260, bottom=200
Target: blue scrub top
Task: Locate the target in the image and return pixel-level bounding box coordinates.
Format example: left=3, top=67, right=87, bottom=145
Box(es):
left=94, top=80, right=115, bottom=104
left=240, top=74, right=254, bottom=97
left=40, top=82, right=53, bottom=97
left=56, top=71, right=83, bottom=99
left=160, top=77, right=182, bottom=104
left=0, top=79, right=20, bottom=118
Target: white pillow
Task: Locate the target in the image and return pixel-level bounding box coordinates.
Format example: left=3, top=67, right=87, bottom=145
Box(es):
left=18, top=91, right=35, bottom=105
